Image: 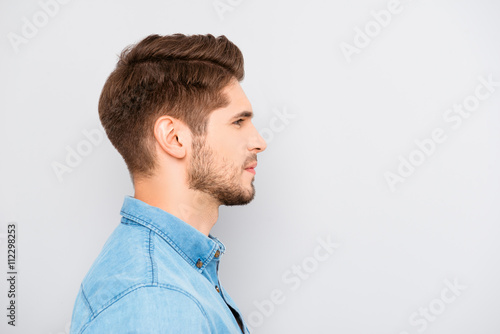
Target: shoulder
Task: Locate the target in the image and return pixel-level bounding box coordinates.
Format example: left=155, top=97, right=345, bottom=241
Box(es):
left=71, top=223, right=209, bottom=334
left=81, top=222, right=152, bottom=300
left=75, top=223, right=156, bottom=323
left=75, top=285, right=212, bottom=334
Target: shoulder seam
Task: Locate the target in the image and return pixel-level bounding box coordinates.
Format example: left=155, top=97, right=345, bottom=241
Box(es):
left=148, top=230, right=157, bottom=284
left=80, top=284, right=95, bottom=317
left=79, top=283, right=210, bottom=334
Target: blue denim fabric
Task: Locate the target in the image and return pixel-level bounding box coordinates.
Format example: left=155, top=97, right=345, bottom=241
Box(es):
left=70, top=196, right=250, bottom=334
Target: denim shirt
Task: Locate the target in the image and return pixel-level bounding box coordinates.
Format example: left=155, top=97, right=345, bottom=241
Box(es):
left=70, top=196, right=250, bottom=334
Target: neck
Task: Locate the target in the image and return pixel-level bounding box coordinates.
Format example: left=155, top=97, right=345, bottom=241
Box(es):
left=133, top=176, right=220, bottom=236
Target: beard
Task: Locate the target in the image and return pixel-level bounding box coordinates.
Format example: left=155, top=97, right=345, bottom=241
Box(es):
left=186, top=135, right=256, bottom=206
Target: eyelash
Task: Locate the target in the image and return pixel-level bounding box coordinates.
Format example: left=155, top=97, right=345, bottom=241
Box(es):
left=233, top=119, right=244, bottom=126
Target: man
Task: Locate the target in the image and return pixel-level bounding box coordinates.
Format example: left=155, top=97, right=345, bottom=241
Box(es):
left=69, top=33, right=267, bottom=334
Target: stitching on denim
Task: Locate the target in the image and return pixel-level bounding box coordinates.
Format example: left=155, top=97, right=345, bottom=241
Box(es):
left=80, top=284, right=94, bottom=317
left=120, top=211, right=202, bottom=269
left=120, top=219, right=139, bottom=226
left=148, top=230, right=157, bottom=285
left=79, top=283, right=211, bottom=333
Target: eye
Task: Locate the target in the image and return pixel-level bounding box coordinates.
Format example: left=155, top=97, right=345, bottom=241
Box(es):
left=233, top=119, right=244, bottom=126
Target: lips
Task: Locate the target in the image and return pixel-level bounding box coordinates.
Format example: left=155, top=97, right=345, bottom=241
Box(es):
left=244, top=161, right=257, bottom=175
left=244, top=162, right=257, bottom=169
left=245, top=167, right=256, bottom=175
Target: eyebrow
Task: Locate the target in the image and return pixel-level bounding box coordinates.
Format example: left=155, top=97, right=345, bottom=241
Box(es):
left=231, top=111, right=254, bottom=120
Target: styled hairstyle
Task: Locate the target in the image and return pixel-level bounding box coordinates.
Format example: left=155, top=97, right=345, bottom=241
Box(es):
left=98, top=33, right=245, bottom=180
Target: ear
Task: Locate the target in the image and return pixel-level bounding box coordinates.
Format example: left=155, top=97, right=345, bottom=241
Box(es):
left=153, top=116, right=188, bottom=159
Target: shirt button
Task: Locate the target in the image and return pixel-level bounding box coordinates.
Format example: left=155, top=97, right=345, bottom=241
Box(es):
left=215, top=285, right=220, bottom=293
left=214, top=250, right=220, bottom=258
left=196, top=260, right=203, bottom=268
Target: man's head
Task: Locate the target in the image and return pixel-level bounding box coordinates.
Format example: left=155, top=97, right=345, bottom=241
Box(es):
left=99, top=33, right=266, bottom=206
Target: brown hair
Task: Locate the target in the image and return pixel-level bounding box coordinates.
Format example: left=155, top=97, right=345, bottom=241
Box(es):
left=98, top=33, right=244, bottom=180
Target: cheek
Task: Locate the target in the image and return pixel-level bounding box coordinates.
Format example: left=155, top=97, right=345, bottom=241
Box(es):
left=221, top=146, right=240, bottom=163
left=218, top=144, right=246, bottom=170
left=213, top=132, right=242, bottom=151
left=209, top=128, right=247, bottom=164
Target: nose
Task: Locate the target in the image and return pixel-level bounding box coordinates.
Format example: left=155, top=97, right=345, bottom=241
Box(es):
left=249, top=125, right=267, bottom=153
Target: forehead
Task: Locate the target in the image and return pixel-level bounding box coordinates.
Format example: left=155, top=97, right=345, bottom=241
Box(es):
left=208, top=80, right=252, bottom=122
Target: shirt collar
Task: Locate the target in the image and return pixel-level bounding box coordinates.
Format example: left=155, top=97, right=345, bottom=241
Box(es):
left=119, top=195, right=225, bottom=272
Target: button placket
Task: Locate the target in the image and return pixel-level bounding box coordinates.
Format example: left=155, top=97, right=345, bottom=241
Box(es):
left=214, top=248, right=222, bottom=294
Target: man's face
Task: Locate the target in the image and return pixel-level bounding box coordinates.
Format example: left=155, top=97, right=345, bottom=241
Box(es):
left=186, top=80, right=267, bottom=206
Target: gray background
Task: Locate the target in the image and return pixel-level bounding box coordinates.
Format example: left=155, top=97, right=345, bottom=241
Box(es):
left=1, top=0, right=499, bottom=333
